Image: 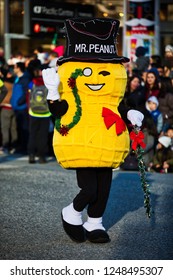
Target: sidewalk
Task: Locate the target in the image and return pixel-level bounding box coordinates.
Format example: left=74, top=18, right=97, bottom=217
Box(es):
left=0, top=154, right=173, bottom=260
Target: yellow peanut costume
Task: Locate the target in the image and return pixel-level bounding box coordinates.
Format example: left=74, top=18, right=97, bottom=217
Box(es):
left=43, top=18, right=134, bottom=243
left=53, top=62, right=130, bottom=169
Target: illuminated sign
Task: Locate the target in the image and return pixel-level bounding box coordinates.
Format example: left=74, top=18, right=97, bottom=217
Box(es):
left=123, top=0, right=160, bottom=61
left=125, top=0, right=155, bottom=36
left=33, top=24, right=56, bottom=34
left=24, top=0, right=95, bottom=36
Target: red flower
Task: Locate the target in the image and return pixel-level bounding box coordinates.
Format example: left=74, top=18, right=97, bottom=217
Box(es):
left=130, top=130, right=146, bottom=150
left=60, top=125, right=69, bottom=136
left=68, top=78, right=76, bottom=89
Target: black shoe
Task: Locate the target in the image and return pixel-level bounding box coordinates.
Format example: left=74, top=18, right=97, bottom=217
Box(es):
left=38, top=157, right=47, bottom=164
left=61, top=213, right=86, bottom=242
left=86, top=229, right=110, bottom=243
left=29, top=155, right=35, bottom=164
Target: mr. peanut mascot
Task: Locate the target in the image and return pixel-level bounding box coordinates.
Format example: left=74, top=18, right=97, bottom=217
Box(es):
left=42, top=18, right=144, bottom=243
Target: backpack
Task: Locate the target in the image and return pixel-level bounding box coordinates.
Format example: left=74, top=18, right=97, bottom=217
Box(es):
left=29, top=84, right=49, bottom=114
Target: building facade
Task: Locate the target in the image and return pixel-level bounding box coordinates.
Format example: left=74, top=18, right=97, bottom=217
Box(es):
left=0, top=0, right=173, bottom=61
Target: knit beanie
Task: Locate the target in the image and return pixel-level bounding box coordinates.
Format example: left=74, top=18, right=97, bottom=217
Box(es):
left=158, top=136, right=171, bottom=148
left=147, top=67, right=160, bottom=80
left=165, top=45, right=173, bottom=53
left=147, top=96, right=159, bottom=107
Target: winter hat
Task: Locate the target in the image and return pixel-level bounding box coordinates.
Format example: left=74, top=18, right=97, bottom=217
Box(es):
left=158, top=136, right=171, bottom=148
left=147, top=96, right=159, bottom=107
left=165, top=45, right=173, bottom=53
left=147, top=67, right=159, bottom=79
left=135, top=46, right=147, bottom=57
left=57, top=18, right=129, bottom=65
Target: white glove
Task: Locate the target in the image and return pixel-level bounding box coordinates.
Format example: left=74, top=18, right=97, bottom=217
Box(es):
left=127, top=109, right=144, bottom=127
left=42, top=68, right=60, bottom=100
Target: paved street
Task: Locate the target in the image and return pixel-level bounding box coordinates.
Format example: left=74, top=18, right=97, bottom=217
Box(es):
left=0, top=153, right=173, bottom=260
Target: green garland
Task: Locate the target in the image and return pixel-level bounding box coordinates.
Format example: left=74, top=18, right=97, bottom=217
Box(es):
left=135, top=145, right=152, bottom=218
left=130, top=126, right=152, bottom=218
left=55, top=69, right=83, bottom=136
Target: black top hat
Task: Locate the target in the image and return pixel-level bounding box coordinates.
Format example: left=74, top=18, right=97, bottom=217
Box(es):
left=57, top=18, right=129, bottom=65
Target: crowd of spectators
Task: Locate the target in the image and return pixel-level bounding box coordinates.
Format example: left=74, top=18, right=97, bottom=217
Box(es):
left=121, top=45, right=173, bottom=173
left=0, top=44, right=173, bottom=172
left=0, top=46, right=57, bottom=163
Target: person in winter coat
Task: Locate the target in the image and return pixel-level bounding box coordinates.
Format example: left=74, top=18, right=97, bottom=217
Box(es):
left=135, top=46, right=150, bottom=76
left=122, top=74, right=146, bottom=112
left=162, top=44, right=173, bottom=78
left=144, top=68, right=160, bottom=100
left=164, top=125, right=173, bottom=151
left=149, top=136, right=173, bottom=173
left=145, top=96, right=163, bottom=134
left=119, top=74, right=158, bottom=168
left=10, top=62, right=30, bottom=153
left=158, top=77, right=173, bottom=133
left=0, top=72, right=17, bottom=153
left=27, top=67, right=51, bottom=164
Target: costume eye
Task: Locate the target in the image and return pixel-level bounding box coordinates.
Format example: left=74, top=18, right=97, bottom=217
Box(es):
left=99, top=71, right=110, bottom=76
left=83, top=68, right=92, bottom=77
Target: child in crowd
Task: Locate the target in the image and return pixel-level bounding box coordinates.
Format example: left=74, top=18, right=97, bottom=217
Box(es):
left=165, top=126, right=173, bottom=138
left=149, top=136, right=173, bottom=173
left=165, top=126, right=173, bottom=150
left=145, top=96, right=163, bottom=134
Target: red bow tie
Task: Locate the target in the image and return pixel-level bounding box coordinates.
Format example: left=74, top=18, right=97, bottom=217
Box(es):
left=102, top=107, right=126, bottom=135
left=130, top=130, right=146, bottom=150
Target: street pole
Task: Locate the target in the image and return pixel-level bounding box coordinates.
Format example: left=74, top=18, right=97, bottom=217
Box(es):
left=4, top=0, right=10, bottom=61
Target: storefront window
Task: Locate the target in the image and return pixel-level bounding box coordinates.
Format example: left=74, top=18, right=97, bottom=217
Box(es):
left=9, top=0, right=24, bottom=33
left=168, top=4, right=173, bottom=20
left=160, top=4, right=173, bottom=21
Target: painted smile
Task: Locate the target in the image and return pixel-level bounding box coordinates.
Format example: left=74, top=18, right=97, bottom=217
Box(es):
left=85, top=83, right=105, bottom=91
